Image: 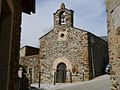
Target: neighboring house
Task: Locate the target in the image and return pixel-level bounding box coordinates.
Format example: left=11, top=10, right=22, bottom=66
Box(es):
left=20, top=46, right=39, bottom=84
left=20, top=3, right=108, bottom=84
left=106, top=0, right=120, bottom=90
left=0, top=0, right=35, bottom=90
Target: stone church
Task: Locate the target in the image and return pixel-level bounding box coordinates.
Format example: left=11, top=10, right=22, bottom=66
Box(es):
left=20, top=3, right=108, bottom=84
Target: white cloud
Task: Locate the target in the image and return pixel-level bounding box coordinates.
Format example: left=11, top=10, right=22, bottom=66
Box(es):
left=21, top=0, right=107, bottom=48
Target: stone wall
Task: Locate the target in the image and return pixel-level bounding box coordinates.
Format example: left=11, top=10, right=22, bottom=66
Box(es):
left=20, top=55, right=40, bottom=83
left=106, top=0, right=120, bottom=90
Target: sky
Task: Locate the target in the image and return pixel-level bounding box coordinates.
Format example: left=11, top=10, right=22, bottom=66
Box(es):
left=21, top=0, right=107, bottom=48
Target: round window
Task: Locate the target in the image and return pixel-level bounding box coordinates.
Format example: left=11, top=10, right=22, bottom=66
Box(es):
left=61, top=33, right=65, bottom=38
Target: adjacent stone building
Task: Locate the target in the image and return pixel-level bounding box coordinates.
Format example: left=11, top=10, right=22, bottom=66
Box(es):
left=0, top=0, right=35, bottom=90
left=20, top=3, right=108, bottom=84
left=106, top=0, right=120, bottom=90
left=20, top=46, right=40, bottom=84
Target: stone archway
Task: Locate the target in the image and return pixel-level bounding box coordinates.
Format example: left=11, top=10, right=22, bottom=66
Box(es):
left=56, top=63, right=67, bottom=83
left=52, top=57, right=72, bottom=83
left=52, top=57, right=72, bottom=71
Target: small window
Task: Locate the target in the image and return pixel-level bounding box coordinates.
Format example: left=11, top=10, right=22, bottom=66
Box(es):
left=61, top=33, right=65, bottom=38
left=58, top=31, right=67, bottom=41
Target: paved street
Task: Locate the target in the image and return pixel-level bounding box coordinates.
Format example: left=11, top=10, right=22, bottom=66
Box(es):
left=53, top=75, right=111, bottom=90
left=31, top=75, right=111, bottom=90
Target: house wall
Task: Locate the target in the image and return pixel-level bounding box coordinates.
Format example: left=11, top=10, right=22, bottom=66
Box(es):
left=0, top=0, right=35, bottom=90
left=106, top=0, right=120, bottom=89
left=8, top=1, right=22, bottom=90
left=20, top=55, right=39, bottom=83
left=0, top=0, right=14, bottom=90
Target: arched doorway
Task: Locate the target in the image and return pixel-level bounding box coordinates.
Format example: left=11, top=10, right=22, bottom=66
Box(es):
left=56, top=63, right=67, bottom=83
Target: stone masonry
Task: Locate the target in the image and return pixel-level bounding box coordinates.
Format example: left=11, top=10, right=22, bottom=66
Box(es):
left=20, top=55, right=40, bottom=83
left=106, top=0, right=120, bottom=90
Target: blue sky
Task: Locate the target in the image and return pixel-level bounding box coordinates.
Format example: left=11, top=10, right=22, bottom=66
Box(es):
left=21, top=0, right=107, bottom=48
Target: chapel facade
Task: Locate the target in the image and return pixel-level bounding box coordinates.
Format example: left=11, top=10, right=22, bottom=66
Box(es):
left=20, top=3, right=108, bottom=84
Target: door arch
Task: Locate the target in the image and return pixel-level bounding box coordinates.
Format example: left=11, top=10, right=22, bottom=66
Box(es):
left=56, top=63, right=67, bottom=83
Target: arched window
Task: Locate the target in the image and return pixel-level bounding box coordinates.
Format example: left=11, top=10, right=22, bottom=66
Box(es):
left=60, top=12, right=66, bottom=25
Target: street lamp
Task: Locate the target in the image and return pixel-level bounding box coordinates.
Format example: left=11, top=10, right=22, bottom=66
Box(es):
left=18, top=67, right=23, bottom=90
left=90, top=36, right=95, bottom=78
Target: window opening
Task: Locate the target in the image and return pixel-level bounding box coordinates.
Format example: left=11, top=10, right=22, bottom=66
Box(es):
left=60, top=12, right=66, bottom=24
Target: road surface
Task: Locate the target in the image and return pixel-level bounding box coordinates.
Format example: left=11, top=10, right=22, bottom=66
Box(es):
left=31, top=75, right=111, bottom=90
